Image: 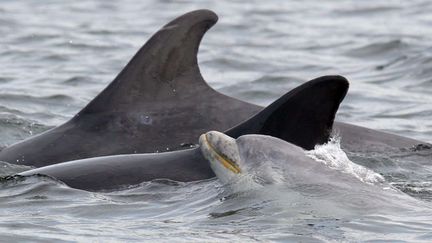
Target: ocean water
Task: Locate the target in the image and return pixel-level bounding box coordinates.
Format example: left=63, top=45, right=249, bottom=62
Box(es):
left=1, top=0, right=432, bottom=242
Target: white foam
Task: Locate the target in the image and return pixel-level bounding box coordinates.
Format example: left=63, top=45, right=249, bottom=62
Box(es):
left=306, top=136, right=385, bottom=184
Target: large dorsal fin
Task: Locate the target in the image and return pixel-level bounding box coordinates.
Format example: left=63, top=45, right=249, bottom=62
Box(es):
left=76, top=9, right=218, bottom=115
left=226, top=76, right=349, bottom=150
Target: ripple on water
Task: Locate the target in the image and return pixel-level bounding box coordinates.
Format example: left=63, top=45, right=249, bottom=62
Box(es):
left=392, top=181, right=432, bottom=201
left=0, top=115, right=48, bottom=147
left=345, top=40, right=409, bottom=59
left=0, top=162, right=33, bottom=176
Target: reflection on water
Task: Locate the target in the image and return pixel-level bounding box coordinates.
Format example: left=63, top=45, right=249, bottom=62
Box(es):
left=0, top=0, right=432, bottom=241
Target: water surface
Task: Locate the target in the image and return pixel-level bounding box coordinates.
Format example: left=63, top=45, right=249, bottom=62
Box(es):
left=1, top=1, right=432, bottom=242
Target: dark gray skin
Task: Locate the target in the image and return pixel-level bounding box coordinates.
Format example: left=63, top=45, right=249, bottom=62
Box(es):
left=20, top=148, right=209, bottom=191
left=334, top=122, right=422, bottom=153
left=0, top=10, right=260, bottom=167
left=0, top=10, right=427, bottom=167
left=19, top=76, right=349, bottom=191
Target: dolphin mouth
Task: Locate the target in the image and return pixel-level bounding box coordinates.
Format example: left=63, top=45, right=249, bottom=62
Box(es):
left=200, top=133, right=241, bottom=174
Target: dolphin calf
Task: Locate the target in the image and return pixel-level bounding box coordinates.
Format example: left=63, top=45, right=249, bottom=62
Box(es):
left=19, top=76, right=348, bottom=191
left=0, top=10, right=426, bottom=167
left=198, top=131, right=422, bottom=212
left=200, top=131, right=384, bottom=188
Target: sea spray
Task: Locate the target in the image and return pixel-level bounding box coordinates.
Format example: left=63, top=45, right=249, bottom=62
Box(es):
left=306, top=136, right=385, bottom=184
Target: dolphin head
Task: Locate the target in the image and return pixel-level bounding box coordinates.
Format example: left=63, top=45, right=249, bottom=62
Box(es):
left=199, top=131, right=242, bottom=184
left=199, top=131, right=297, bottom=185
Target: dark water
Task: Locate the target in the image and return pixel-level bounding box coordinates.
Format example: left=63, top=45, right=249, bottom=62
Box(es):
left=1, top=1, right=432, bottom=242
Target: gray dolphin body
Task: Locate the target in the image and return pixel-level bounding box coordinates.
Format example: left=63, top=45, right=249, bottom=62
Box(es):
left=20, top=148, right=209, bottom=191
left=20, top=76, right=349, bottom=191
left=199, top=131, right=421, bottom=212
left=200, top=131, right=384, bottom=188
left=0, top=10, right=426, bottom=167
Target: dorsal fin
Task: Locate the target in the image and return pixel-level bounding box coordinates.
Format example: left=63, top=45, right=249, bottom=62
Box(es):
left=226, top=76, right=349, bottom=150
left=77, top=9, right=218, bottom=115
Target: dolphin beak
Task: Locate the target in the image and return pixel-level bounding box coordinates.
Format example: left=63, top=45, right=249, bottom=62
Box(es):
left=199, top=131, right=241, bottom=174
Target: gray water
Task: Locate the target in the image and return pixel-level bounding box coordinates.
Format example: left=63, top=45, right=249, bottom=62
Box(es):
left=1, top=0, right=432, bottom=242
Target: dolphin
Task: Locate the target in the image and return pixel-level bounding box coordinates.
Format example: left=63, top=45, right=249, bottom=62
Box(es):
left=0, top=9, right=261, bottom=167
left=0, top=10, right=426, bottom=167
left=19, top=76, right=348, bottom=191
left=199, top=131, right=384, bottom=187
left=198, top=131, right=422, bottom=212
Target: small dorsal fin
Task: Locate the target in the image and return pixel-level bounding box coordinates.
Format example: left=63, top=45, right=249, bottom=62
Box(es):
left=226, top=76, right=349, bottom=150
left=77, top=9, right=218, bottom=115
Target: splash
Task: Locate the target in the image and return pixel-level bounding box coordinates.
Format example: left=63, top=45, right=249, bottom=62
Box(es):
left=306, top=136, right=385, bottom=184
